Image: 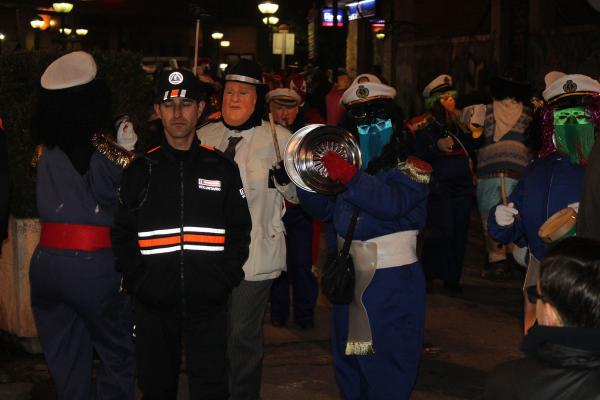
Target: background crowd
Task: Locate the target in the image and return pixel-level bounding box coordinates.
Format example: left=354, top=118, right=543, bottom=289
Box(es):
left=1, top=50, right=600, bottom=400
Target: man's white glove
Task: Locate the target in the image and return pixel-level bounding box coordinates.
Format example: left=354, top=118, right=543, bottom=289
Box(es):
left=568, top=202, right=580, bottom=213
left=495, top=202, right=519, bottom=226
left=116, top=117, right=138, bottom=151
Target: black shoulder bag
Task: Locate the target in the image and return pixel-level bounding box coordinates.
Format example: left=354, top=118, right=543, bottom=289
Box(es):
left=321, top=207, right=360, bottom=304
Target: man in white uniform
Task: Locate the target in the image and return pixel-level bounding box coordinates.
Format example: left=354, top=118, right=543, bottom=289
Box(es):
left=197, top=60, right=298, bottom=400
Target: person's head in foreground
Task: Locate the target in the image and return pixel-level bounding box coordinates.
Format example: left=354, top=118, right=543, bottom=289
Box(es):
left=536, top=236, right=600, bottom=328
left=484, top=236, right=600, bottom=400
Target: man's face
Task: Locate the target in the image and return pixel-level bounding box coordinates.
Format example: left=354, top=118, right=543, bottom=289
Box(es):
left=222, top=81, right=257, bottom=127
left=269, top=101, right=299, bottom=128
left=154, top=97, right=204, bottom=143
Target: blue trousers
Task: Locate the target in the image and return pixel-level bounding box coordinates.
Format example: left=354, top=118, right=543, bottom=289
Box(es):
left=270, top=207, right=318, bottom=324
left=332, top=263, right=425, bottom=400
left=30, top=248, right=135, bottom=400
left=421, top=193, right=472, bottom=285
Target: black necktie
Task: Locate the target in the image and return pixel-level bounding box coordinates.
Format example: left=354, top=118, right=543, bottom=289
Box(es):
left=224, top=136, right=242, bottom=160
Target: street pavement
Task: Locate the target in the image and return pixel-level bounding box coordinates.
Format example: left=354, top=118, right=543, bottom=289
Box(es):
left=0, top=208, right=525, bottom=399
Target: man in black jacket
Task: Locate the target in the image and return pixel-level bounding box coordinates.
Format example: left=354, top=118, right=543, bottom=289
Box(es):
left=111, top=69, right=252, bottom=400
left=484, top=236, right=600, bottom=400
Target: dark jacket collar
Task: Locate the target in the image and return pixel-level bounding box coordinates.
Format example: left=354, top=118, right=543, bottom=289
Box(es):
left=523, top=325, right=600, bottom=368
left=159, top=135, right=200, bottom=162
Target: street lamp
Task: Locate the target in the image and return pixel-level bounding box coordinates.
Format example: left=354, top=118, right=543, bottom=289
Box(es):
left=262, top=16, right=279, bottom=25
left=59, top=27, right=72, bottom=35
left=211, top=31, right=224, bottom=40
left=258, top=1, right=279, bottom=15
left=52, top=2, right=74, bottom=13
left=30, top=18, right=44, bottom=29
left=76, top=28, right=88, bottom=36
left=220, top=40, right=230, bottom=47
left=375, top=32, right=385, bottom=40
left=0, top=33, right=5, bottom=41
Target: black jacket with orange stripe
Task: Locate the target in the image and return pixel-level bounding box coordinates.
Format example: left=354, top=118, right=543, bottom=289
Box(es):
left=111, top=137, right=252, bottom=314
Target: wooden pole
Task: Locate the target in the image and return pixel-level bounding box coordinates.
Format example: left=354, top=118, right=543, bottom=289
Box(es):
left=499, top=172, right=508, bottom=205
left=193, top=19, right=200, bottom=76
left=268, top=113, right=282, bottom=162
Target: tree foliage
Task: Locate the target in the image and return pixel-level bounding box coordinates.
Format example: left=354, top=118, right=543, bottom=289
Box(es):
left=0, top=50, right=153, bottom=218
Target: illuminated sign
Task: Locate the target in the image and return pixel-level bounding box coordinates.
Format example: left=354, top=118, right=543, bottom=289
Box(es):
left=370, top=19, right=385, bottom=32
left=322, top=8, right=344, bottom=27
left=347, top=0, right=376, bottom=21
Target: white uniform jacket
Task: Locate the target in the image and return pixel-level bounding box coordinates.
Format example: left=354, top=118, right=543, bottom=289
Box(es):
left=198, top=119, right=298, bottom=281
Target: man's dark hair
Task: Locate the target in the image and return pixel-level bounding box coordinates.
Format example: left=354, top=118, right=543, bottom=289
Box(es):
left=540, top=236, right=600, bottom=328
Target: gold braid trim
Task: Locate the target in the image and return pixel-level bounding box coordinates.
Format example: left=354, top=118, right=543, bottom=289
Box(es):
left=398, top=157, right=432, bottom=184
left=345, top=341, right=375, bottom=356
left=92, top=132, right=134, bottom=168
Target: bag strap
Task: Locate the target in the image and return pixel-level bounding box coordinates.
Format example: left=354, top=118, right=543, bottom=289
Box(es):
left=340, top=207, right=360, bottom=257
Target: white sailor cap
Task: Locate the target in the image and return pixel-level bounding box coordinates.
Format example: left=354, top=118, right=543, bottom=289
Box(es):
left=542, top=71, right=600, bottom=104
left=41, top=51, right=97, bottom=90
left=422, top=74, right=454, bottom=98
left=340, top=73, right=396, bottom=106
left=266, top=88, right=301, bottom=107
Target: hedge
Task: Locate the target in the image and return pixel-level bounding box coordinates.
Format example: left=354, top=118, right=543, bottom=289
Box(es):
left=0, top=50, right=154, bottom=218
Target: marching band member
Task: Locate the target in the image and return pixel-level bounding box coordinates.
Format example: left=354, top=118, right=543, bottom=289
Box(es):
left=488, top=72, right=600, bottom=332
left=298, top=74, right=430, bottom=399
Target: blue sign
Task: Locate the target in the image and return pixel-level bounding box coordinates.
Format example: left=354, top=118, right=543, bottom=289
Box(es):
left=322, top=8, right=344, bottom=27
left=347, top=0, right=377, bottom=21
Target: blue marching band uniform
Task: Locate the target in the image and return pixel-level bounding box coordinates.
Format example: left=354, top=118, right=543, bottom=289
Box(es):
left=299, top=161, right=429, bottom=399
left=29, top=51, right=135, bottom=400
left=487, top=153, right=584, bottom=264
left=270, top=204, right=319, bottom=328
left=30, top=140, right=135, bottom=399
left=412, top=115, right=473, bottom=289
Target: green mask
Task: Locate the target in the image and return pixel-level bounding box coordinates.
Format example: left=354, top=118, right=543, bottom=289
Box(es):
left=553, top=106, right=595, bottom=165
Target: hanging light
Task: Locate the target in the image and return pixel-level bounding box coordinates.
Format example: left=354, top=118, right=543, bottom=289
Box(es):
left=30, top=18, right=44, bottom=29
left=375, top=32, right=385, bottom=40
left=262, top=16, right=279, bottom=25
left=59, top=27, right=72, bottom=35
left=76, top=28, right=89, bottom=36
left=211, top=31, right=224, bottom=40
left=52, top=2, right=74, bottom=13
left=258, top=1, right=279, bottom=15
left=220, top=40, right=230, bottom=47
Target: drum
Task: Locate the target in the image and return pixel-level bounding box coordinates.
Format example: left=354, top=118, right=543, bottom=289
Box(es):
left=538, top=207, right=577, bottom=244
left=284, top=124, right=362, bottom=194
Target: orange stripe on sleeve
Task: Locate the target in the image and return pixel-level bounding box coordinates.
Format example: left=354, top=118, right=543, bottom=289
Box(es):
left=147, top=146, right=161, bottom=154
left=184, top=234, right=225, bottom=244
left=138, top=236, right=181, bottom=248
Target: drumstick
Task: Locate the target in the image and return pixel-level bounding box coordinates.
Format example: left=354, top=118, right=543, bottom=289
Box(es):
left=193, top=19, right=200, bottom=77
left=268, top=113, right=282, bottom=163
left=499, top=172, right=508, bottom=206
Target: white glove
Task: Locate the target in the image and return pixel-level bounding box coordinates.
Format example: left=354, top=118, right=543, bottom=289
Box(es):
left=117, top=117, right=138, bottom=151
left=495, top=202, right=519, bottom=227
left=568, top=202, right=580, bottom=213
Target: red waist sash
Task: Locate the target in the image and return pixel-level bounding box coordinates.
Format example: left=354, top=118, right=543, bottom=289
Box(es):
left=39, top=222, right=112, bottom=251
